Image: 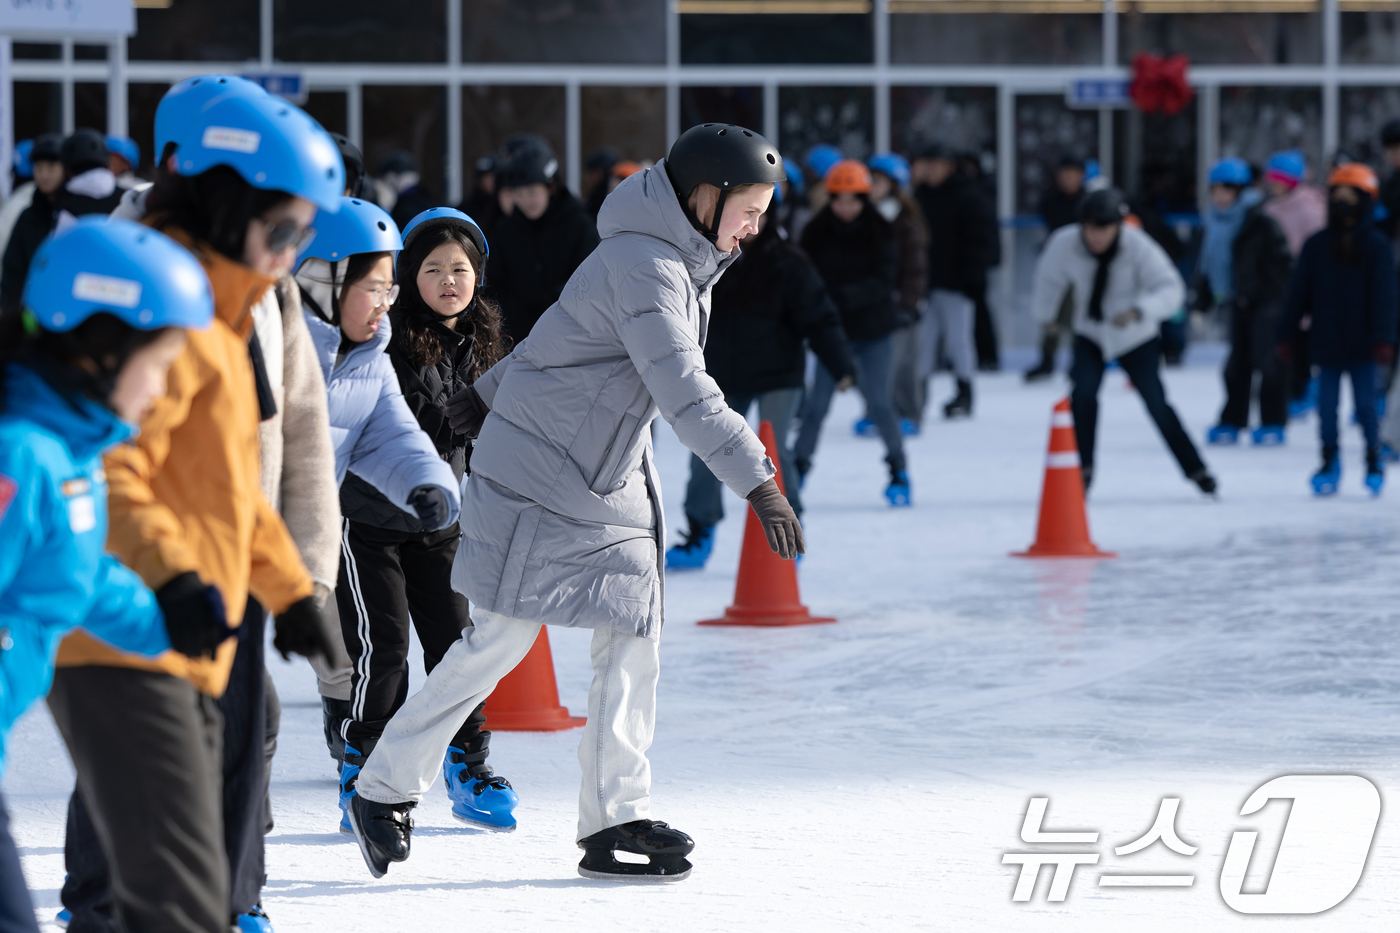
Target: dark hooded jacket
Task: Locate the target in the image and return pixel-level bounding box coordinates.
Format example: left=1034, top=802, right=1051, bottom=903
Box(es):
left=916, top=172, right=998, bottom=298
left=1279, top=224, right=1398, bottom=368
left=799, top=201, right=900, bottom=341
left=487, top=188, right=600, bottom=342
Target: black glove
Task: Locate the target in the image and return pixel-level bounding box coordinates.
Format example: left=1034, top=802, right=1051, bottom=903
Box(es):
left=273, top=596, right=334, bottom=662
left=408, top=485, right=450, bottom=531
left=445, top=384, right=490, bottom=438
left=746, top=477, right=805, bottom=561
left=156, top=571, right=231, bottom=660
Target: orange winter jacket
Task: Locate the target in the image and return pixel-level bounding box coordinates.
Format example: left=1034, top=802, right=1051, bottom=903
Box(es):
left=56, top=226, right=315, bottom=696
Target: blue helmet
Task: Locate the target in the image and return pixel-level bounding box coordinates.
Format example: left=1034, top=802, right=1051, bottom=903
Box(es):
left=106, top=135, right=140, bottom=170
left=398, top=207, right=489, bottom=280
left=1209, top=157, right=1253, bottom=187
left=783, top=160, right=805, bottom=197
left=165, top=85, right=343, bottom=211
left=23, top=217, right=214, bottom=333
left=805, top=144, right=843, bottom=180
left=300, top=196, right=402, bottom=264
left=12, top=140, right=33, bottom=180
left=154, top=74, right=266, bottom=165
left=867, top=152, right=911, bottom=189
left=1265, top=150, right=1306, bottom=185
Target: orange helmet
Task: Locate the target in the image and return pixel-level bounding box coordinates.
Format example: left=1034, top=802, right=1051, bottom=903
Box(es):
left=824, top=158, right=872, bottom=195
left=1328, top=162, right=1379, bottom=199
left=612, top=160, right=643, bottom=180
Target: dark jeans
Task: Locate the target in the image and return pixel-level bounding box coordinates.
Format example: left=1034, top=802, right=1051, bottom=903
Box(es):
left=974, top=289, right=1000, bottom=368
left=50, top=667, right=227, bottom=933
left=337, top=519, right=484, bottom=757
left=1220, top=302, right=1288, bottom=428
left=683, top=387, right=803, bottom=527
left=795, top=334, right=906, bottom=472
left=1317, top=363, right=1379, bottom=450
left=0, top=792, right=38, bottom=933
left=1070, top=335, right=1206, bottom=478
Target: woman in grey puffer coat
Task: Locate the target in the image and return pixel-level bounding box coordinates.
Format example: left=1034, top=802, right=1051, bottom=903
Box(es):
left=347, top=125, right=797, bottom=883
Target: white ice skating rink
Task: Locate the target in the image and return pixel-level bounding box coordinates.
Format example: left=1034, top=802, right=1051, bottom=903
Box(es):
left=9, top=347, right=1400, bottom=932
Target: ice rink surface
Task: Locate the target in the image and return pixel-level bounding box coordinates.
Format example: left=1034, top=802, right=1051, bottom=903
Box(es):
left=8, top=347, right=1400, bottom=931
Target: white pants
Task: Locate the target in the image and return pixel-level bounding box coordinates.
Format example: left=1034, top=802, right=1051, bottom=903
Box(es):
left=921, top=288, right=977, bottom=383
left=354, top=609, right=660, bottom=841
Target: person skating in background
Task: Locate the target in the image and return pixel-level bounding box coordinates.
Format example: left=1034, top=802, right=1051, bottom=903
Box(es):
left=1025, top=155, right=1087, bottom=381
left=459, top=152, right=504, bottom=237
left=582, top=146, right=620, bottom=219
left=913, top=143, right=997, bottom=419
left=487, top=141, right=600, bottom=343
left=1032, top=188, right=1217, bottom=496
left=0, top=139, right=40, bottom=255
left=956, top=149, right=1003, bottom=371
left=344, top=124, right=796, bottom=883
left=802, top=143, right=843, bottom=221
left=378, top=150, right=435, bottom=231
left=107, top=135, right=143, bottom=190
left=778, top=160, right=811, bottom=240
left=666, top=182, right=856, bottom=569
left=795, top=159, right=911, bottom=506
left=0, top=219, right=215, bottom=933
left=1197, top=158, right=1293, bottom=447
left=53, top=82, right=339, bottom=933
left=861, top=152, right=928, bottom=438
left=1277, top=163, right=1397, bottom=496
left=53, top=130, right=125, bottom=228
left=0, top=134, right=64, bottom=315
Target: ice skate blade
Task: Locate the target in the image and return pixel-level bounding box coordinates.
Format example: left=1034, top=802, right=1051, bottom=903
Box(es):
left=451, top=811, right=517, bottom=832
left=578, top=865, right=692, bottom=883
left=348, top=818, right=387, bottom=878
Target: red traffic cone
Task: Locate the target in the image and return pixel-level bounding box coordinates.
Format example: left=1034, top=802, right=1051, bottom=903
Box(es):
left=482, top=628, right=585, bottom=731
left=699, top=420, right=836, bottom=627
left=1012, top=398, right=1115, bottom=559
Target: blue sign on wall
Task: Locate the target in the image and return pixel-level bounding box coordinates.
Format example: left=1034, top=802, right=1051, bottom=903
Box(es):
left=1067, top=79, right=1131, bottom=109
left=241, top=73, right=307, bottom=104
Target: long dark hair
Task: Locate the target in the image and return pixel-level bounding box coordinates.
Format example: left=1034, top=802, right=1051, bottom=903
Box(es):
left=391, top=225, right=509, bottom=380
left=145, top=144, right=294, bottom=261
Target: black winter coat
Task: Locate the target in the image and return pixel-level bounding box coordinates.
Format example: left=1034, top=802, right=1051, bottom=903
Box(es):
left=0, top=193, right=57, bottom=314
left=390, top=185, right=436, bottom=233
left=916, top=174, right=999, bottom=297
left=487, top=189, right=599, bottom=343
left=1279, top=226, right=1399, bottom=368
left=1230, top=207, right=1291, bottom=312
left=800, top=204, right=900, bottom=342
left=1039, top=186, right=1081, bottom=234
left=706, top=225, right=855, bottom=397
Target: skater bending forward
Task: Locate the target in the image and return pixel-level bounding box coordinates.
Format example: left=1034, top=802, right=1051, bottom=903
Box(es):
left=345, top=123, right=801, bottom=882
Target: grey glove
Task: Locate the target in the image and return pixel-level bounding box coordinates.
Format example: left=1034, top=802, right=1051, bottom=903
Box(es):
left=746, top=478, right=805, bottom=560
left=446, top=384, right=489, bottom=438
left=408, top=485, right=450, bottom=531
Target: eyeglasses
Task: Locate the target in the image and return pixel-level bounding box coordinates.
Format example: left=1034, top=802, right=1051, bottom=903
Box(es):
left=257, top=217, right=316, bottom=255
left=353, top=282, right=400, bottom=307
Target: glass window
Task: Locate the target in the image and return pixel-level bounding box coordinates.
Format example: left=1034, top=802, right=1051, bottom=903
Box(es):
left=75, top=84, right=107, bottom=135
left=462, top=85, right=567, bottom=165
left=362, top=86, right=447, bottom=203
left=1218, top=86, right=1322, bottom=173
left=680, top=86, right=763, bottom=134
left=274, top=0, right=447, bottom=63
left=891, top=14, right=1101, bottom=65
left=13, top=44, right=60, bottom=60
left=129, top=83, right=172, bottom=176
left=13, top=83, right=61, bottom=143
left=1015, top=95, right=1099, bottom=215
left=1112, top=103, right=1198, bottom=209
left=1342, top=11, right=1400, bottom=64
left=891, top=86, right=997, bottom=160
left=130, top=0, right=260, bottom=61
left=1340, top=86, right=1400, bottom=172
left=1119, top=12, right=1321, bottom=65
left=463, top=0, right=664, bottom=64
left=778, top=86, right=874, bottom=163
left=303, top=91, right=349, bottom=137
left=681, top=13, right=871, bottom=64
left=581, top=87, right=667, bottom=163
left=74, top=45, right=109, bottom=61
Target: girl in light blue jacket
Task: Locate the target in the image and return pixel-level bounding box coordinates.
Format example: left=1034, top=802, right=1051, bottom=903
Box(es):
left=294, top=197, right=517, bottom=836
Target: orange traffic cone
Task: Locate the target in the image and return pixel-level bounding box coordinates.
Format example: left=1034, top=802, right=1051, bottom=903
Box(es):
left=699, top=420, right=836, bottom=627
left=1012, top=398, right=1115, bottom=559
left=482, top=628, right=586, bottom=731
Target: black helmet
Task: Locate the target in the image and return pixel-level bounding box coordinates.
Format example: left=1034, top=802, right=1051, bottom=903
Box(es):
left=330, top=133, right=366, bottom=197
left=585, top=146, right=621, bottom=173
left=1383, top=119, right=1400, bottom=148
left=1079, top=187, right=1128, bottom=226
left=61, top=128, right=108, bottom=175
left=474, top=153, right=500, bottom=175
left=665, top=123, right=784, bottom=244
left=375, top=150, right=417, bottom=176
left=498, top=147, right=559, bottom=189
left=502, top=133, right=554, bottom=160
left=32, top=132, right=63, bottom=164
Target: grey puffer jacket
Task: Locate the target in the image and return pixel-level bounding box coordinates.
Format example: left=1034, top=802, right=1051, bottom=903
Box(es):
left=454, top=160, right=775, bottom=638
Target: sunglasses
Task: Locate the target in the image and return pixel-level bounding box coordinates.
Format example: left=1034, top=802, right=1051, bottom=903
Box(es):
left=354, top=282, right=400, bottom=307
left=257, top=217, right=316, bottom=255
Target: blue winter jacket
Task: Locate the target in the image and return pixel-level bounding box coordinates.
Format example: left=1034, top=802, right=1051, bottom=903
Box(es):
left=0, top=364, right=170, bottom=778
left=302, top=310, right=460, bottom=524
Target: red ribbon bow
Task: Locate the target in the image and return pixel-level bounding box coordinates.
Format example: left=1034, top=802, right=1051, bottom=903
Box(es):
left=1129, top=53, right=1194, bottom=116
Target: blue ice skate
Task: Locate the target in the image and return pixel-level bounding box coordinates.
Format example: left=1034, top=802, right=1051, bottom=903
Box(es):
left=443, top=748, right=518, bottom=831
left=1251, top=425, right=1286, bottom=446
left=339, top=743, right=364, bottom=835
left=853, top=417, right=878, bottom=437
left=1383, top=443, right=1400, bottom=463
left=55, top=909, right=70, bottom=929
left=899, top=418, right=920, bottom=437
left=235, top=906, right=273, bottom=932
left=1312, top=447, right=1340, bottom=496
left=1288, top=378, right=1317, bottom=420
left=1206, top=424, right=1240, bottom=445
left=885, top=468, right=912, bottom=507
left=665, top=523, right=714, bottom=570
left=1367, top=447, right=1385, bottom=497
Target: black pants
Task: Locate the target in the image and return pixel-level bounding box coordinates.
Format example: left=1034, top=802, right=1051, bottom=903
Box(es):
left=1070, top=335, right=1206, bottom=479
left=49, top=667, right=226, bottom=933
left=337, top=519, right=485, bottom=757
left=0, top=792, right=38, bottom=933
left=974, top=287, right=999, bottom=368
left=1220, top=302, right=1287, bottom=428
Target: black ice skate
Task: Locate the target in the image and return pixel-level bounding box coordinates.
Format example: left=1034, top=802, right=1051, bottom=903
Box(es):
left=943, top=379, right=973, bottom=419
left=348, top=794, right=415, bottom=879
left=577, top=819, right=694, bottom=882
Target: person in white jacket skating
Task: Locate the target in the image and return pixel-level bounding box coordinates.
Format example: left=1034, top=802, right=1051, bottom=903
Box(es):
left=1032, top=188, right=1217, bottom=494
